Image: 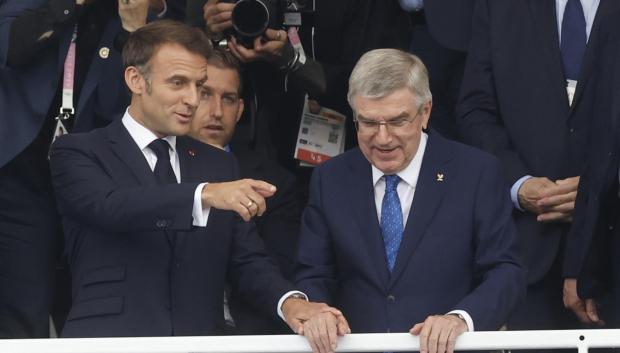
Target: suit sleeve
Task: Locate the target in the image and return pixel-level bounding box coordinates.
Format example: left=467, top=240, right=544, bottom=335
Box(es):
left=294, top=167, right=338, bottom=305
left=452, top=156, right=527, bottom=330
left=456, top=0, right=529, bottom=185
left=49, top=134, right=200, bottom=233
left=0, top=0, right=76, bottom=68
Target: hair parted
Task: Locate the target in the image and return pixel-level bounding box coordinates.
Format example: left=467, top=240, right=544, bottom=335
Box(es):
left=122, top=20, right=213, bottom=81
left=347, top=48, right=432, bottom=109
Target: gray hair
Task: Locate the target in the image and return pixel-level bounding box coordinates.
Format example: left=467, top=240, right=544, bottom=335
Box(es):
left=347, top=49, right=432, bottom=110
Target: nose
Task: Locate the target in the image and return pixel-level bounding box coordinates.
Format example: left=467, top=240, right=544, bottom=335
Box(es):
left=374, top=123, right=392, bottom=145
left=183, top=85, right=201, bottom=109
left=210, top=97, right=223, bottom=119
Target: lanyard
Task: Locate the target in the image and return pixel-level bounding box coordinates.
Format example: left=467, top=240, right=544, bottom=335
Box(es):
left=58, top=25, right=78, bottom=121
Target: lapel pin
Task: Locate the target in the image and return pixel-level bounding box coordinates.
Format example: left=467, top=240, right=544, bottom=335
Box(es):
left=188, top=149, right=197, bottom=157
left=436, top=173, right=444, bottom=182
left=99, top=47, right=110, bottom=59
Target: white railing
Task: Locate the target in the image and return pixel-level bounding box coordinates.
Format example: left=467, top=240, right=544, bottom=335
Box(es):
left=1, top=330, right=619, bottom=353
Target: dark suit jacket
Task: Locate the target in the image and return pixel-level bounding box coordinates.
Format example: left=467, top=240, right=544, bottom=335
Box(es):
left=0, top=0, right=129, bottom=168
left=457, top=0, right=620, bottom=283
left=49, top=119, right=295, bottom=337
left=295, top=132, right=526, bottom=333
left=563, top=9, right=620, bottom=300
left=228, top=144, right=301, bottom=334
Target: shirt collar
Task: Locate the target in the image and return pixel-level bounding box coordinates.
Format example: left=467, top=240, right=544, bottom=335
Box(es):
left=372, top=132, right=428, bottom=188
left=122, top=109, right=177, bottom=153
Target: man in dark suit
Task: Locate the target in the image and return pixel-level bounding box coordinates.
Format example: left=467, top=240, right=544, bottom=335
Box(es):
left=563, top=8, right=620, bottom=327
left=189, top=48, right=300, bottom=334
left=296, top=49, right=526, bottom=353
left=457, top=0, right=619, bottom=330
left=49, top=20, right=345, bottom=338
left=0, top=0, right=157, bottom=338
left=380, top=0, right=475, bottom=139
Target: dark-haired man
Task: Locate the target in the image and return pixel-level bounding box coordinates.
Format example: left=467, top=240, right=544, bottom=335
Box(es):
left=50, top=20, right=346, bottom=338
left=189, top=48, right=301, bottom=334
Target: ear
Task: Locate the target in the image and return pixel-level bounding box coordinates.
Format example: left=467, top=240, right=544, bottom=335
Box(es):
left=236, top=98, right=244, bottom=123
left=125, top=66, right=146, bottom=95
left=420, top=100, right=433, bottom=130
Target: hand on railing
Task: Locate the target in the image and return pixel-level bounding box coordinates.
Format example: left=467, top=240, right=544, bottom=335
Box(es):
left=410, top=314, right=468, bottom=353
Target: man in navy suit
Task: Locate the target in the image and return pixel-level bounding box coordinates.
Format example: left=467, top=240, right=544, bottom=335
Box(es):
left=0, top=0, right=157, bottom=338
left=563, top=8, right=620, bottom=327
left=49, top=20, right=345, bottom=338
left=296, top=49, right=525, bottom=353
left=457, top=0, right=620, bottom=330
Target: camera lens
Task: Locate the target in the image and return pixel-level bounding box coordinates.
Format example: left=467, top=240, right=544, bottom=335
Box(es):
left=232, top=0, right=270, bottom=37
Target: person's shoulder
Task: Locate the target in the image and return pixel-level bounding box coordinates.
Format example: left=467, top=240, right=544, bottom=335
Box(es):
left=432, top=132, right=500, bottom=170
left=179, top=136, right=236, bottom=163
left=52, top=125, right=108, bottom=150
left=314, top=148, right=365, bottom=174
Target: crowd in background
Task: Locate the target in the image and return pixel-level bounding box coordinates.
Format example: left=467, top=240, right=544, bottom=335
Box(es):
left=1, top=0, right=619, bottom=347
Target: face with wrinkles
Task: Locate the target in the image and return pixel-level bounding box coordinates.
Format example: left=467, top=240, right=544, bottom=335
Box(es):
left=353, top=87, right=431, bottom=174
left=126, top=43, right=208, bottom=137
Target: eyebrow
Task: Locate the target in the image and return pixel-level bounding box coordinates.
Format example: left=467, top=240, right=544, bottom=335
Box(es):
left=357, top=112, right=409, bottom=121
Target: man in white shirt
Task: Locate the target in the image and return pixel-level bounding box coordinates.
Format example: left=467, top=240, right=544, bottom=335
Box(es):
left=49, top=20, right=346, bottom=339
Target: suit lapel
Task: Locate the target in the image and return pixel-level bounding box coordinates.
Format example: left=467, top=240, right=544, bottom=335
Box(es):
left=571, top=0, right=619, bottom=113
left=107, top=119, right=157, bottom=185
left=389, top=133, right=452, bottom=288
left=346, top=151, right=391, bottom=287
left=528, top=0, right=571, bottom=108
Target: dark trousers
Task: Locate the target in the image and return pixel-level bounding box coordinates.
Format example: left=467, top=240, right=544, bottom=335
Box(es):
left=0, top=146, right=62, bottom=338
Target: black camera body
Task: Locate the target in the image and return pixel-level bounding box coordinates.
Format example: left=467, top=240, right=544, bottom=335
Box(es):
left=221, top=0, right=313, bottom=48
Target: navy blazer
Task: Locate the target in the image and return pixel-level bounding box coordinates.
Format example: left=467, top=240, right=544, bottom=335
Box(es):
left=49, top=119, right=295, bottom=337
left=295, top=131, right=526, bottom=333
left=0, top=0, right=129, bottom=168
left=457, top=0, right=620, bottom=283
left=564, top=9, right=620, bottom=298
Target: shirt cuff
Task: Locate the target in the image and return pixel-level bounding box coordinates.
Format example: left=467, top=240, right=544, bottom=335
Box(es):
left=192, top=182, right=210, bottom=227
left=447, top=310, right=474, bottom=332
left=511, top=175, right=532, bottom=211
left=277, top=291, right=308, bottom=320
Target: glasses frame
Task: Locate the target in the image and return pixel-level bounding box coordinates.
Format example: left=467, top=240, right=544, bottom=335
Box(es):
left=353, top=103, right=426, bottom=134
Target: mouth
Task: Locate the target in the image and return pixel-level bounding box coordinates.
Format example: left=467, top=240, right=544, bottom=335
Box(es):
left=205, top=124, right=224, bottom=132
left=375, top=146, right=397, bottom=155
left=175, top=112, right=192, bottom=123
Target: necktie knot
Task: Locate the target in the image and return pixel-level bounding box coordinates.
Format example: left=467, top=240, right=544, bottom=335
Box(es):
left=148, top=139, right=171, bottom=160
left=385, top=175, right=401, bottom=192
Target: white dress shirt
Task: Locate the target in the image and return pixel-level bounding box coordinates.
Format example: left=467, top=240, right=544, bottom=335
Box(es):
left=370, top=132, right=474, bottom=331
left=122, top=111, right=209, bottom=226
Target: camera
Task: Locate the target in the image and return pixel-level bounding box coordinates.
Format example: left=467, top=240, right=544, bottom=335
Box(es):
left=220, top=0, right=314, bottom=48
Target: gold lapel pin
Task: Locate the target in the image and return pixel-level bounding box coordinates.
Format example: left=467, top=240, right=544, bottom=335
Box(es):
left=436, top=173, right=444, bottom=182
left=99, top=47, right=110, bottom=59
left=188, top=149, right=197, bottom=157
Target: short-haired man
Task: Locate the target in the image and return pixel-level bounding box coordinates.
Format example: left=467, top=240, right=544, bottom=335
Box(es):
left=49, top=20, right=344, bottom=338
left=189, top=48, right=301, bottom=334
left=296, top=49, right=526, bottom=353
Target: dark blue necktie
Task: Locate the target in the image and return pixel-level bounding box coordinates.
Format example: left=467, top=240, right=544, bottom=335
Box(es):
left=148, top=139, right=177, bottom=184
left=381, top=175, right=403, bottom=272
left=561, top=0, right=587, bottom=80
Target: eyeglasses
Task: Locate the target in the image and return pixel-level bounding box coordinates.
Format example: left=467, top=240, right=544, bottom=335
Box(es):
left=353, top=105, right=425, bottom=134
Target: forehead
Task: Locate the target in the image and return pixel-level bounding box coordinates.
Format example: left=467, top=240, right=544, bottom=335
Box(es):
left=149, top=43, right=208, bottom=78
left=205, top=65, right=241, bottom=91
left=353, top=88, right=418, bottom=120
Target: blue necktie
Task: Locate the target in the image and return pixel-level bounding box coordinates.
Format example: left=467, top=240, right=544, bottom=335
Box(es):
left=381, top=175, right=404, bottom=272
left=561, top=0, right=587, bottom=80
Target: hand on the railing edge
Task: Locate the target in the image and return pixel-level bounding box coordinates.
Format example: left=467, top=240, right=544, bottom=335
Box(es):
left=410, top=314, right=467, bottom=353
left=281, top=299, right=350, bottom=353
left=563, top=278, right=604, bottom=326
